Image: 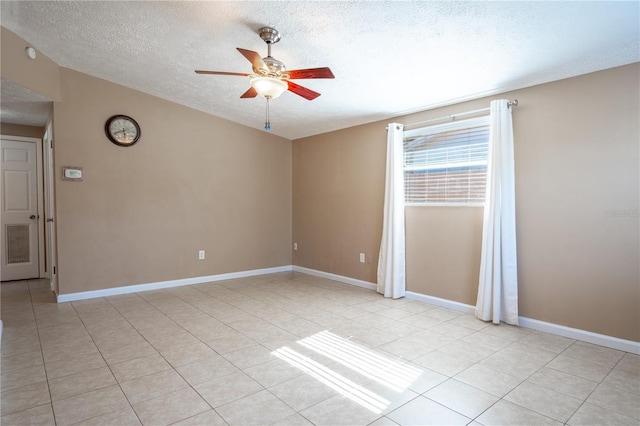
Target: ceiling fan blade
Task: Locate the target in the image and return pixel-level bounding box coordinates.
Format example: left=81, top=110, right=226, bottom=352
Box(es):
left=240, top=87, right=258, bottom=98
left=287, top=67, right=335, bottom=79
left=195, top=70, right=251, bottom=76
left=237, top=48, right=268, bottom=73
left=287, top=81, right=321, bottom=101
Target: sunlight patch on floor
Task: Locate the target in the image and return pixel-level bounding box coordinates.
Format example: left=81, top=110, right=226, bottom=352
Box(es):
left=273, top=346, right=390, bottom=413
left=298, top=330, right=422, bottom=392
left=273, top=330, right=423, bottom=413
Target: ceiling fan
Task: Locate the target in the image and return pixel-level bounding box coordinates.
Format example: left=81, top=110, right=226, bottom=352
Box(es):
left=195, top=27, right=334, bottom=130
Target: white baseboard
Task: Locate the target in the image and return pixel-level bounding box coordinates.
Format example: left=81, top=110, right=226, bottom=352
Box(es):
left=517, top=317, right=640, bottom=355
left=56, top=265, right=293, bottom=303
left=293, top=266, right=640, bottom=355
left=292, top=265, right=377, bottom=291
left=405, top=291, right=476, bottom=314
left=55, top=264, right=640, bottom=354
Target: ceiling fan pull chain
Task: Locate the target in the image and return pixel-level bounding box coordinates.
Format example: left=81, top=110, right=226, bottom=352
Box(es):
left=264, top=97, right=271, bottom=131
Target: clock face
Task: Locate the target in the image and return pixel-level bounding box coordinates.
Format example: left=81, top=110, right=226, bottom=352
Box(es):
left=105, top=115, right=141, bottom=146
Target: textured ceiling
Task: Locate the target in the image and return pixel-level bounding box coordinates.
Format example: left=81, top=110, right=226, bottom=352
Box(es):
left=1, top=1, right=638, bottom=139
left=0, top=78, right=52, bottom=127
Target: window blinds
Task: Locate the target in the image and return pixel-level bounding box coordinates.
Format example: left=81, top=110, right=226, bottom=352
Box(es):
left=403, top=116, right=490, bottom=204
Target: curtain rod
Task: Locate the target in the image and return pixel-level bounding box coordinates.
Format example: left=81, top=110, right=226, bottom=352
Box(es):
left=397, top=99, right=518, bottom=130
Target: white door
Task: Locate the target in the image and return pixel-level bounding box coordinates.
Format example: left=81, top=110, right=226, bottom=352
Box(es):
left=1, top=138, right=40, bottom=281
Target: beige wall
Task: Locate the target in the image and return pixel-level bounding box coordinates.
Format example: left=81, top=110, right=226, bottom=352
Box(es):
left=405, top=206, right=484, bottom=305
left=53, top=68, right=292, bottom=294
left=1, top=27, right=61, bottom=101
left=293, top=63, right=639, bottom=342
left=514, top=64, right=639, bottom=342
left=293, top=124, right=386, bottom=282
left=0, top=123, right=45, bottom=139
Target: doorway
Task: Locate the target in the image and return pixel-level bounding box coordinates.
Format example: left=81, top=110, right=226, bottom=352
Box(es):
left=1, top=135, right=45, bottom=281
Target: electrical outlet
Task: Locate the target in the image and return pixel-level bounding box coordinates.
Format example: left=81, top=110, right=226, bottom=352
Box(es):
left=293, top=243, right=298, bottom=251
left=198, top=250, right=205, bottom=260
left=359, top=253, right=365, bottom=263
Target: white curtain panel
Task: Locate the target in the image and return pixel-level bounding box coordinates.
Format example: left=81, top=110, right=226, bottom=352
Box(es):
left=377, top=123, right=406, bottom=299
left=476, top=100, right=519, bottom=325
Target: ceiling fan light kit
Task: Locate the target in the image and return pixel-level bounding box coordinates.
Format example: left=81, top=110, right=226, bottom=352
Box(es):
left=250, top=76, right=288, bottom=99
left=196, top=26, right=334, bottom=131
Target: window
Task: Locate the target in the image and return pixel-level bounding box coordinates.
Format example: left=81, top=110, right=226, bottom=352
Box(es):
left=403, top=116, right=490, bottom=205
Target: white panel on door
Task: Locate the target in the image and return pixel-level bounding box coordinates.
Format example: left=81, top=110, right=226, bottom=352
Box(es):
left=3, top=147, right=30, bottom=163
left=4, top=171, right=31, bottom=211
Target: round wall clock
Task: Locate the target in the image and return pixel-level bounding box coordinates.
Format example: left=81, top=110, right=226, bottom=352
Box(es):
left=105, top=115, right=141, bottom=147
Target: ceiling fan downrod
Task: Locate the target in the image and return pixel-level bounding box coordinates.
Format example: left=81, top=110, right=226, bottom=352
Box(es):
left=259, top=27, right=286, bottom=76
left=259, top=27, right=280, bottom=58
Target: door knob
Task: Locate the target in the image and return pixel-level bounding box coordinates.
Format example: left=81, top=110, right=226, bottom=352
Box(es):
left=29, top=215, right=39, bottom=220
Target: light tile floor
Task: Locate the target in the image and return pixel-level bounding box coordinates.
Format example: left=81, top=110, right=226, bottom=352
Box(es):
left=1, top=272, right=638, bottom=425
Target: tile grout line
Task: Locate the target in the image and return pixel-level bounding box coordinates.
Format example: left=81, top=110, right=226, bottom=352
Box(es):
left=101, top=291, right=212, bottom=421
left=66, top=296, right=143, bottom=426
left=28, top=282, right=57, bottom=425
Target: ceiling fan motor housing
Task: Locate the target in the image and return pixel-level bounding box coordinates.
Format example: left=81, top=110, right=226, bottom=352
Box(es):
left=262, top=57, right=286, bottom=77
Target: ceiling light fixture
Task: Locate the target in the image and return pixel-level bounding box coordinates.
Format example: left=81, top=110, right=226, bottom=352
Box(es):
left=250, top=77, right=287, bottom=99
